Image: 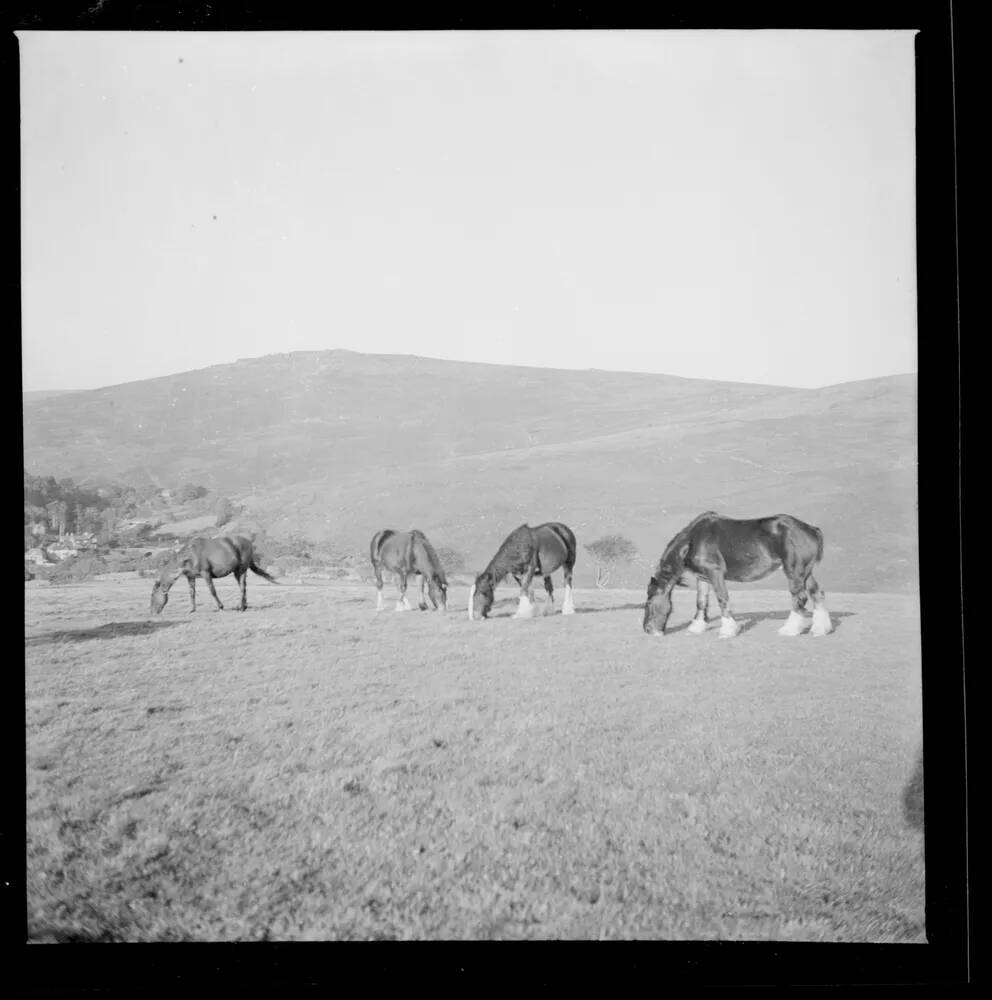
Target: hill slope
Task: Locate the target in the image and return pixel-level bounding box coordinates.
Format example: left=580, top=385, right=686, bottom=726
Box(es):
left=22, top=351, right=917, bottom=592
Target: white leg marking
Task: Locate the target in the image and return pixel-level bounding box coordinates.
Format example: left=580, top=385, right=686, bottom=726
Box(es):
left=402, top=595, right=412, bottom=611
left=395, top=599, right=407, bottom=612
left=718, top=616, right=741, bottom=638
left=513, top=593, right=535, bottom=619
left=467, top=583, right=475, bottom=621
left=562, top=585, right=575, bottom=616
left=375, top=590, right=384, bottom=612
left=687, top=616, right=708, bottom=635
left=811, top=606, right=833, bottom=636
left=777, top=610, right=807, bottom=636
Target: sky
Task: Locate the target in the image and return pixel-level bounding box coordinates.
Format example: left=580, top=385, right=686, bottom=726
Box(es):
left=19, top=30, right=917, bottom=392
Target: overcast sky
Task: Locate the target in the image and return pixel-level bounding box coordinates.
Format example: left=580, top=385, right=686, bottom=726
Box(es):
left=20, top=30, right=917, bottom=392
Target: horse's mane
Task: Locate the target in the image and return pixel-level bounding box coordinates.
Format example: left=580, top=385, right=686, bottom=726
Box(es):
left=651, top=511, right=718, bottom=584
left=482, top=524, right=530, bottom=582
left=410, top=529, right=446, bottom=583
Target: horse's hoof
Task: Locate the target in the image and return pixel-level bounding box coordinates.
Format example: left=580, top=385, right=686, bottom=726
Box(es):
left=811, top=609, right=833, bottom=636
left=687, top=618, right=708, bottom=634
left=718, top=620, right=741, bottom=638
left=777, top=611, right=806, bottom=636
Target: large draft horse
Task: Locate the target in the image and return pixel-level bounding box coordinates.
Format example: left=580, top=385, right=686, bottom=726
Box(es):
left=150, top=535, right=278, bottom=614
left=469, top=522, right=577, bottom=620
left=642, top=512, right=833, bottom=638
left=370, top=529, right=448, bottom=612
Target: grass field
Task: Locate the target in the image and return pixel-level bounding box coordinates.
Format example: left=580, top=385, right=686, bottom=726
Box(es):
left=25, top=576, right=925, bottom=942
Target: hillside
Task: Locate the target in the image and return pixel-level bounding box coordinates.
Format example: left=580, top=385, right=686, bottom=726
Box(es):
left=22, top=351, right=917, bottom=592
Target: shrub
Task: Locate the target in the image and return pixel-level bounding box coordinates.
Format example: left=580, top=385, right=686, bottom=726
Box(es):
left=585, top=535, right=639, bottom=588
left=45, top=554, right=109, bottom=585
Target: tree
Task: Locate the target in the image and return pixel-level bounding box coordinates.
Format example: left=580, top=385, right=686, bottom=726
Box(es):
left=584, top=535, right=638, bottom=588
left=98, top=506, right=120, bottom=544
left=76, top=506, right=103, bottom=536
left=45, top=500, right=68, bottom=539
left=177, top=483, right=208, bottom=503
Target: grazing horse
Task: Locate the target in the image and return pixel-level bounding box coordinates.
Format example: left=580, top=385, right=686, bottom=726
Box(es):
left=150, top=535, right=278, bottom=614
left=469, top=522, right=577, bottom=620
left=642, top=512, right=833, bottom=638
left=370, top=529, right=448, bottom=612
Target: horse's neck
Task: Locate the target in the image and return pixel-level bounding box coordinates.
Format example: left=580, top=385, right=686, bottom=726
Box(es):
left=654, top=553, right=684, bottom=592
left=159, top=558, right=186, bottom=590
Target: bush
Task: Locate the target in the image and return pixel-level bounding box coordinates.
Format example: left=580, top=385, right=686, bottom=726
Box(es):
left=585, top=535, right=639, bottom=588
left=176, top=483, right=209, bottom=504
left=44, top=554, right=109, bottom=585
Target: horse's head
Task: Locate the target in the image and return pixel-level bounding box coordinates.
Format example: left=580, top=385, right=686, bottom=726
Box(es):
left=643, top=575, right=672, bottom=635
left=150, top=579, right=169, bottom=615
left=428, top=574, right=448, bottom=613
left=468, top=573, right=494, bottom=620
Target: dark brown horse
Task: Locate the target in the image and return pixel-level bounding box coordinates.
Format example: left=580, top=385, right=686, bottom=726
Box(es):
left=150, top=535, right=278, bottom=614
left=469, top=522, right=576, bottom=620
left=370, top=529, right=448, bottom=612
left=643, top=512, right=832, bottom=638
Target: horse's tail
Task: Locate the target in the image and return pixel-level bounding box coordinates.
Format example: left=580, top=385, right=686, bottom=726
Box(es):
left=812, top=525, right=825, bottom=564
left=249, top=559, right=280, bottom=584
left=546, top=522, right=577, bottom=570
left=410, top=529, right=446, bottom=584
left=370, top=529, right=394, bottom=569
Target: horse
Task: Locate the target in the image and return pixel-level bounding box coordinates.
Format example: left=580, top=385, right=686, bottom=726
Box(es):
left=642, top=512, right=832, bottom=638
left=370, top=529, right=448, bottom=612
left=150, top=535, right=278, bottom=614
left=468, top=522, right=577, bottom=620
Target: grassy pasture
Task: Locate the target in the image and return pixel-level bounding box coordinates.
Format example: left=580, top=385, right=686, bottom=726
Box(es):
left=25, top=577, right=924, bottom=941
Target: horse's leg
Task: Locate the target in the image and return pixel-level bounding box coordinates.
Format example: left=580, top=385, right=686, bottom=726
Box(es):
left=806, top=573, right=833, bottom=636
left=395, top=572, right=412, bottom=612
left=561, top=561, right=576, bottom=616
left=187, top=574, right=197, bottom=613
left=418, top=574, right=429, bottom=611
left=513, top=565, right=537, bottom=618
left=374, top=564, right=385, bottom=612
left=687, top=578, right=711, bottom=634
left=237, top=569, right=248, bottom=611
left=542, top=575, right=555, bottom=615
left=203, top=573, right=225, bottom=611
left=708, top=570, right=740, bottom=638
left=778, top=565, right=809, bottom=636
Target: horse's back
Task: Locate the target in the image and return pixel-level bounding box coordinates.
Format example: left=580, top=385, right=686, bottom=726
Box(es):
left=373, top=529, right=415, bottom=572
left=533, top=522, right=575, bottom=569
left=698, top=514, right=822, bottom=571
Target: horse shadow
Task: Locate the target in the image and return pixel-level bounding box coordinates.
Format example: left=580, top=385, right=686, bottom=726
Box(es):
left=25, top=620, right=187, bottom=646
left=664, top=609, right=855, bottom=635
left=571, top=604, right=854, bottom=633
left=573, top=603, right=647, bottom=615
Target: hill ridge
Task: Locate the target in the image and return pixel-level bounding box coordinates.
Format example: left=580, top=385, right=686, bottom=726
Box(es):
left=22, top=350, right=917, bottom=593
